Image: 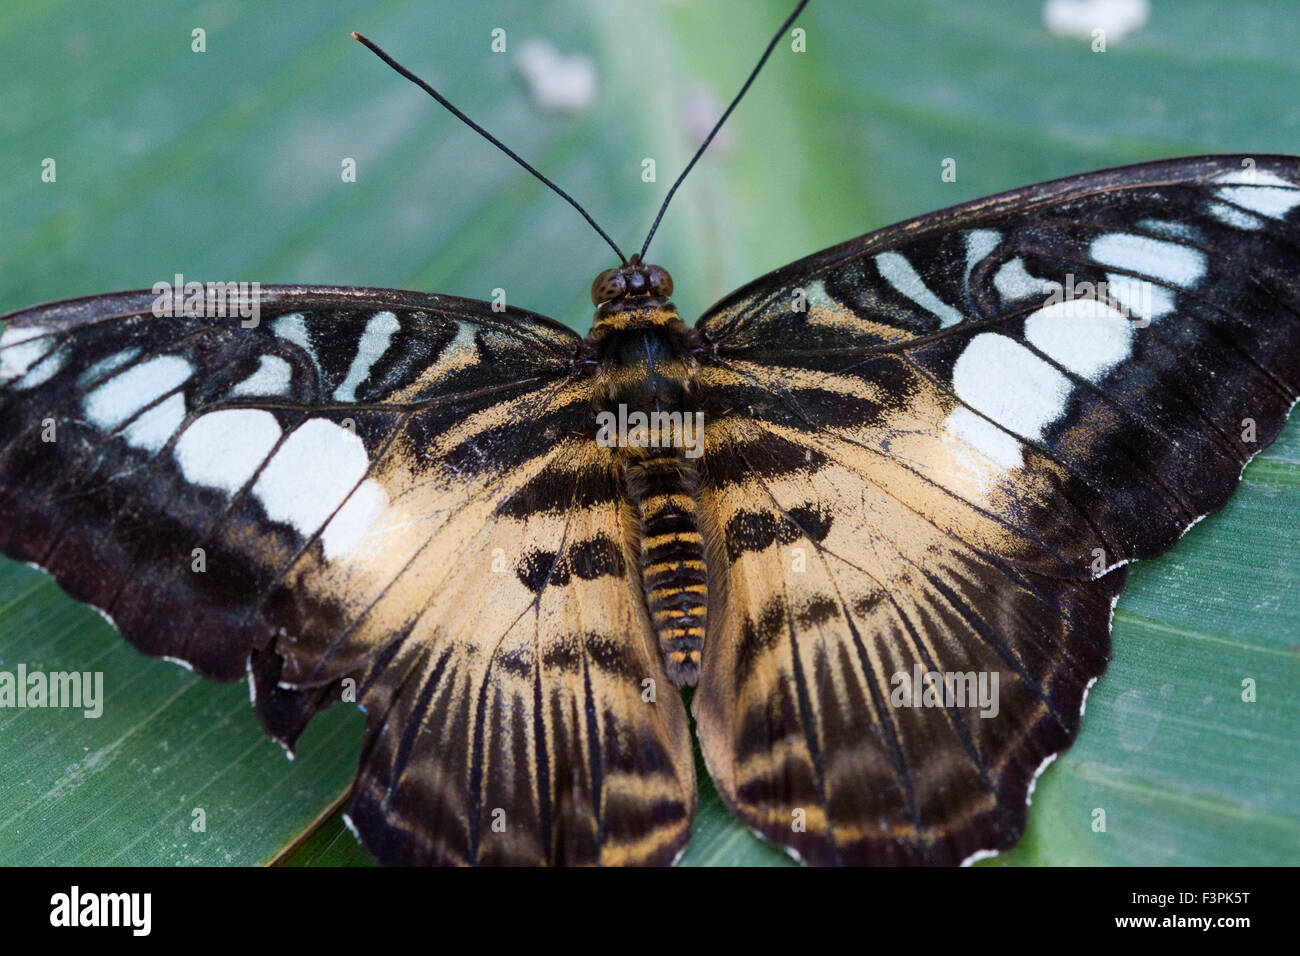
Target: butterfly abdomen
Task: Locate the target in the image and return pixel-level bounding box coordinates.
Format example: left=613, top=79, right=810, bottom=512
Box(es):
left=590, top=291, right=708, bottom=687
left=625, top=452, right=707, bottom=687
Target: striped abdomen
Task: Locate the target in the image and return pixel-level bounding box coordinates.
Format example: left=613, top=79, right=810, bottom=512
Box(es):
left=626, top=452, right=706, bottom=687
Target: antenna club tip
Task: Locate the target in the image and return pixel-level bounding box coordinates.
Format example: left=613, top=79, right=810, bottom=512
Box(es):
left=351, top=31, right=362, bottom=40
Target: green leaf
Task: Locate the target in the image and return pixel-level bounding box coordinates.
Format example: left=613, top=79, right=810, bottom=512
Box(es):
left=2, top=0, right=1298, bottom=866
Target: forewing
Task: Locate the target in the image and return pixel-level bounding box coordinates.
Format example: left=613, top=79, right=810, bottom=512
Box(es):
left=691, top=155, right=1300, bottom=863
left=0, top=286, right=694, bottom=865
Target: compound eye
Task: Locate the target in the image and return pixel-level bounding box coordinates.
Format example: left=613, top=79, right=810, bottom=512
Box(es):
left=647, top=266, right=673, bottom=297
left=590, top=268, right=627, bottom=305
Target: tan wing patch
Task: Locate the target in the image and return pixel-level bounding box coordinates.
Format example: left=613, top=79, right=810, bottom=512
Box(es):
left=260, top=388, right=694, bottom=865
left=693, top=412, right=1120, bottom=864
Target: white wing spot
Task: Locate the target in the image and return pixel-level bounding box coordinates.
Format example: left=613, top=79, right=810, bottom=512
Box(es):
left=84, top=355, right=193, bottom=432
left=175, top=409, right=283, bottom=494
left=803, top=279, right=838, bottom=310
left=993, top=258, right=1048, bottom=301
left=944, top=406, right=1024, bottom=470
left=1136, top=218, right=1200, bottom=242
left=963, top=229, right=1001, bottom=279
left=334, top=311, right=400, bottom=402
left=121, top=393, right=187, bottom=453
left=231, top=355, right=293, bottom=397
left=252, top=418, right=379, bottom=557
left=1024, top=298, right=1133, bottom=381
left=953, top=333, right=1071, bottom=440
left=1211, top=169, right=1300, bottom=220
left=0, top=327, right=64, bottom=388
left=1106, top=272, right=1174, bottom=323
left=322, top=479, right=389, bottom=559
left=79, top=348, right=141, bottom=388
left=1206, top=202, right=1263, bottom=231
left=875, top=251, right=965, bottom=328
left=273, top=313, right=316, bottom=366
left=1090, top=232, right=1206, bottom=288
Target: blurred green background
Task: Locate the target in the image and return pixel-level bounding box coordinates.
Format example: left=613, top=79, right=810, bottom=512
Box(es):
left=1, top=0, right=1297, bottom=866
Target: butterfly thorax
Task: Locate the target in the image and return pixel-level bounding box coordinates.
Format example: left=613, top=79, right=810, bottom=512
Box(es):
left=589, top=260, right=707, bottom=687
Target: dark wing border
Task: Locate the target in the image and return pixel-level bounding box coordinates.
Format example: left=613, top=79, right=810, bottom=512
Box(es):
left=5, top=284, right=583, bottom=355
left=695, top=153, right=1295, bottom=334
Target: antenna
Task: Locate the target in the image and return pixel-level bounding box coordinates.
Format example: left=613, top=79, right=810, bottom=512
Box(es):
left=354, top=0, right=809, bottom=270
left=353, top=31, right=629, bottom=264
left=638, top=0, right=810, bottom=260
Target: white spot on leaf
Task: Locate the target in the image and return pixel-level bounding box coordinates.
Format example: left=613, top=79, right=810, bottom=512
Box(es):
left=516, top=39, right=597, bottom=112
left=1043, top=0, right=1149, bottom=41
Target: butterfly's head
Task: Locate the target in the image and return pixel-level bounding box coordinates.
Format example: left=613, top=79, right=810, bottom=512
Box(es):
left=590, top=255, right=674, bottom=311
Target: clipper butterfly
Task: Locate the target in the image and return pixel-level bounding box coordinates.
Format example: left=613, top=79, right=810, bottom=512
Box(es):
left=2, top=3, right=1298, bottom=866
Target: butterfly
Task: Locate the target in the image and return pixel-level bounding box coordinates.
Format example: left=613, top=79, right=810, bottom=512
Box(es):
left=3, top=1, right=1299, bottom=866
